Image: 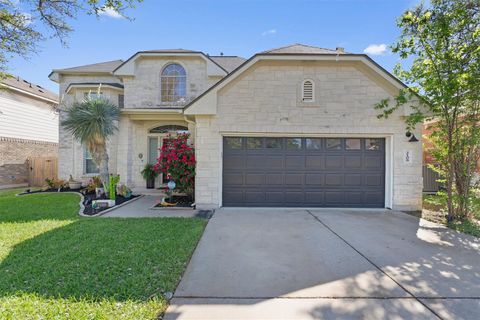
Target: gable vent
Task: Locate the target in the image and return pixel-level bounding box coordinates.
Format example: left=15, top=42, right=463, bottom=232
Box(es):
left=302, top=80, right=314, bottom=102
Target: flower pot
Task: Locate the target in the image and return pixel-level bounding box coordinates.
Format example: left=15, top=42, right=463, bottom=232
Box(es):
left=146, top=178, right=155, bottom=189
left=68, top=181, right=82, bottom=190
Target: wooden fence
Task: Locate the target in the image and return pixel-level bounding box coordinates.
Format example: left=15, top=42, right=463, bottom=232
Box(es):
left=27, top=157, right=58, bottom=187
left=423, top=165, right=442, bottom=193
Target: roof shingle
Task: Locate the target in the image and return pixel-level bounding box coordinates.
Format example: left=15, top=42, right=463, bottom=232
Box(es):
left=209, top=56, right=247, bottom=73
left=260, top=44, right=343, bottom=55
left=54, top=59, right=124, bottom=74
left=2, top=75, right=58, bottom=102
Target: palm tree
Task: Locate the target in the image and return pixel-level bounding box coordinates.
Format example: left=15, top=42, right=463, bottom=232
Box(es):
left=61, top=95, right=120, bottom=184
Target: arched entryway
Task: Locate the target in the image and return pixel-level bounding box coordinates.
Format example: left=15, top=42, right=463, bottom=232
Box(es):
left=147, top=125, right=189, bottom=188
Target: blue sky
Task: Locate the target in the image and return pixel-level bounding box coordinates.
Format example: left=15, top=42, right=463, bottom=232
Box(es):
left=10, top=0, right=421, bottom=93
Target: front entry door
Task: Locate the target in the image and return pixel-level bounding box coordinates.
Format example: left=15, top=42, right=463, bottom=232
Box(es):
left=147, top=136, right=175, bottom=188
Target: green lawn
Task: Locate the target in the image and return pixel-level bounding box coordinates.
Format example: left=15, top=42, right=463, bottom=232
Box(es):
left=0, top=188, right=206, bottom=319
left=423, top=194, right=480, bottom=237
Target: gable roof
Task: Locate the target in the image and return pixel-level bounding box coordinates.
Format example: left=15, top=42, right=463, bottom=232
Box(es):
left=113, top=49, right=228, bottom=76
left=260, top=43, right=344, bottom=55
left=184, top=43, right=412, bottom=114
left=51, top=59, right=124, bottom=74
left=2, top=75, right=58, bottom=103
left=209, top=56, right=247, bottom=73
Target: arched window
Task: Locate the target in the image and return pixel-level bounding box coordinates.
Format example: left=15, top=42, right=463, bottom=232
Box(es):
left=161, top=63, right=186, bottom=103
left=302, top=79, right=314, bottom=102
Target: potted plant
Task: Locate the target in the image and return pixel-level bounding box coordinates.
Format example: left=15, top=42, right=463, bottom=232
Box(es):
left=141, top=164, right=158, bottom=189
left=68, top=175, right=82, bottom=190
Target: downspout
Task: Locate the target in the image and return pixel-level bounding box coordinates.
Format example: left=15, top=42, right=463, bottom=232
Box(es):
left=183, top=115, right=196, bottom=144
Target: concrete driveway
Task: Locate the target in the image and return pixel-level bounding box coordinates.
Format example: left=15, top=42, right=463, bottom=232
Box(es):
left=165, top=208, right=480, bottom=319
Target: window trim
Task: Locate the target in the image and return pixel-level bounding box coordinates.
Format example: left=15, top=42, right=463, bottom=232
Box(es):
left=84, top=147, right=100, bottom=175
left=160, top=62, right=187, bottom=103
left=302, top=79, right=315, bottom=102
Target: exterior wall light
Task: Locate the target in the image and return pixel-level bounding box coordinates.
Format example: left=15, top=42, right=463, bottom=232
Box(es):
left=406, top=132, right=419, bottom=142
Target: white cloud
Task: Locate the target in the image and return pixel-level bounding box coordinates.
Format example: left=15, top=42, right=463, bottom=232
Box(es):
left=261, top=29, right=277, bottom=36
left=20, top=12, right=32, bottom=26
left=363, top=44, right=389, bottom=55
left=98, top=7, right=123, bottom=19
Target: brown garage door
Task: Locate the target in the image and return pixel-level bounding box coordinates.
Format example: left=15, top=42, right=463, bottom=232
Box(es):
left=222, top=137, right=385, bottom=207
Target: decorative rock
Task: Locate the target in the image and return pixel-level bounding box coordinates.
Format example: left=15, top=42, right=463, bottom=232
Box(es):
left=92, top=199, right=115, bottom=209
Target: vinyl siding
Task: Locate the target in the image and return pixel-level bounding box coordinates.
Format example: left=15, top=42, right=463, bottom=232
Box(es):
left=0, top=96, right=58, bottom=142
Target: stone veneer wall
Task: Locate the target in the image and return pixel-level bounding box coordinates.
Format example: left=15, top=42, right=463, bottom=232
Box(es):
left=193, top=60, right=423, bottom=211
left=0, top=136, right=58, bottom=187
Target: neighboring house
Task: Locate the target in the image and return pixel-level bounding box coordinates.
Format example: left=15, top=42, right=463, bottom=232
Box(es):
left=0, top=75, right=59, bottom=188
left=49, top=44, right=423, bottom=211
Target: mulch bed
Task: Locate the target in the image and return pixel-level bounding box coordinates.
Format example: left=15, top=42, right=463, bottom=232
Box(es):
left=18, top=188, right=138, bottom=216
left=154, top=195, right=195, bottom=208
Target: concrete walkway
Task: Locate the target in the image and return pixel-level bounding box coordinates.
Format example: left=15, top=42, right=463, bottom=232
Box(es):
left=165, top=208, right=480, bottom=320
left=100, top=195, right=199, bottom=218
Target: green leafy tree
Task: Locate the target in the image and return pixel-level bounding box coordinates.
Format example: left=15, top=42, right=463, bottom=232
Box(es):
left=0, top=0, right=143, bottom=75
left=376, top=0, right=480, bottom=221
left=61, top=93, right=120, bottom=184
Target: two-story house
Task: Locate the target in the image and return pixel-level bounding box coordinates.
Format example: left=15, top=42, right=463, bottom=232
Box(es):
left=49, top=44, right=423, bottom=211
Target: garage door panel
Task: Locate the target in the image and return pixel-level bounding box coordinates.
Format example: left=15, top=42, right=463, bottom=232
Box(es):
left=364, top=156, right=383, bottom=169
left=305, top=155, right=324, bottom=169
left=305, top=192, right=324, bottom=204
left=325, top=155, right=343, bottom=169
left=223, top=137, right=385, bottom=207
left=344, top=192, right=363, bottom=204
left=223, top=155, right=244, bottom=170
left=285, top=174, right=303, bottom=185
left=246, top=155, right=266, bottom=168
left=285, top=192, right=304, bottom=203
left=266, top=192, right=283, bottom=203
left=223, top=173, right=244, bottom=186
left=365, top=174, right=383, bottom=186
left=325, top=174, right=343, bottom=186
left=325, top=191, right=344, bottom=204
left=345, top=156, right=362, bottom=169
left=344, top=174, right=362, bottom=186
left=264, top=155, right=284, bottom=169
left=245, top=191, right=265, bottom=202
left=223, top=191, right=243, bottom=204
left=365, top=191, right=384, bottom=204
left=305, top=174, right=324, bottom=185
left=285, top=156, right=304, bottom=168
left=245, top=174, right=265, bottom=185
left=265, top=174, right=283, bottom=186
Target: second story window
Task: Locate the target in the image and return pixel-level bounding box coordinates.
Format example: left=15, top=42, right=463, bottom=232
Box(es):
left=161, top=63, right=186, bottom=103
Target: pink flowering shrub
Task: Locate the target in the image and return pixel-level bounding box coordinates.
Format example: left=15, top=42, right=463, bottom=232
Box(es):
left=154, top=133, right=195, bottom=196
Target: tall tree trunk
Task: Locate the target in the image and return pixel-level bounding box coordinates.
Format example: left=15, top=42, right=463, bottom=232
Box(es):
left=99, top=144, right=109, bottom=185
left=446, top=127, right=455, bottom=222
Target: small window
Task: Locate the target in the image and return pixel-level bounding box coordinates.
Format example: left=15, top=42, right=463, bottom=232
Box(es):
left=246, top=137, right=263, bottom=149
left=302, top=80, right=314, bottom=102
left=366, top=139, right=382, bottom=151
left=225, top=137, right=243, bottom=149
left=84, top=92, right=104, bottom=100
left=346, top=139, right=361, bottom=150
left=265, top=138, right=282, bottom=149
left=326, top=138, right=342, bottom=150
left=306, top=138, right=322, bottom=150
left=118, top=94, right=124, bottom=108
left=85, top=148, right=99, bottom=174
left=286, top=138, right=302, bottom=149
